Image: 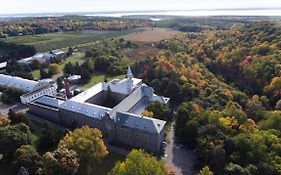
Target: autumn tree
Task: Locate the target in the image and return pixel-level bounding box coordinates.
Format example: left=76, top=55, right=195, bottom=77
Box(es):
left=58, top=126, right=108, bottom=174
left=13, top=145, right=43, bottom=174
left=145, top=101, right=173, bottom=121
left=42, top=146, right=79, bottom=175
left=48, top=63, right=60, bottom=75
left=0, top=116, right=11, bottom=127
left=0, top=123, right=31, bottom=158
left=110, top=149, right=168, bottom=175
left=199, top=166, right=214, bottom=175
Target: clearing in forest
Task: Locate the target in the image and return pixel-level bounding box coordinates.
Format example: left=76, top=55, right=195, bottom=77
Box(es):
left=122, top=28, right=180, bottom=42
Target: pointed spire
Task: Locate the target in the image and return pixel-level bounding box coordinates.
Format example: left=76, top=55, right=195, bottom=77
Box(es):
left=127, top=66, right=133, bottom=79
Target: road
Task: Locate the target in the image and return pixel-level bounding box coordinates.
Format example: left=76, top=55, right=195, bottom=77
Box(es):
left=164, top=122, right=196, bottom=175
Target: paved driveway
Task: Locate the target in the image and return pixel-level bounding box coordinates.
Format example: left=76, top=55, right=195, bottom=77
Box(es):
left=164, top=122, right=197, bottom=175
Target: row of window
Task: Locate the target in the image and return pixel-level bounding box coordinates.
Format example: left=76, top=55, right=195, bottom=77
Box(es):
left=24, top=87, right=56, bottom=102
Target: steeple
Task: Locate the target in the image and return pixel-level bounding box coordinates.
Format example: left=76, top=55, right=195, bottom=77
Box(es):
left=127, top=66, right=133, bottom=93
left=127, top=66, right=133, bottom=79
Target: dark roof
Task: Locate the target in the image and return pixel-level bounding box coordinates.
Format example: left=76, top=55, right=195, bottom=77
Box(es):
left=115, top=112, right=166, bottom=134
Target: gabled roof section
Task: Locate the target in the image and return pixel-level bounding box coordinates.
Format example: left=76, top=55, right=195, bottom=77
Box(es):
left=70, top=82, right=104, bottom=103
left=59, top=100, right=111, bottom=119
left=0, top=74, right=38, bottom=92
left=115, top=112, right=166, bottom=134
left=0, top=74, right=13, bottom=86
left=109, top=85, right=144, bottom=118
left=0, top=62, right=7, bottom=69
left=35, top=96, right=65, bottom=108
left=8, top=77, right=38, bottom=92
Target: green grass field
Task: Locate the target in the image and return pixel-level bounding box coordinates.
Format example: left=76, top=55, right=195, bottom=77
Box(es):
left=2, top=29, right=142, bottom=52
left=32, top=53, right=85, bottom=79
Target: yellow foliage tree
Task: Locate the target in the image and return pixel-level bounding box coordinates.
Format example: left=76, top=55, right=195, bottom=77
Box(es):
left=110, top=149, right=168, bottom=175
left=59, top=126, right=108, bottom=174
left=0, top=117, right=11, bottom=127
left=142, top=109, right=154, bottom=118
left=48, top=63, right=60, bottom=74
left=220, top=116, right=239, bottom=134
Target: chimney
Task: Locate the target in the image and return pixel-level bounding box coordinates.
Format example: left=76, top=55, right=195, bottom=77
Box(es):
left=64, top=78, right=72, bottom=99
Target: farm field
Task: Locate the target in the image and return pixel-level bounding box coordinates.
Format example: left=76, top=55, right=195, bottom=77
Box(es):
left=1, top=29, right=142, bottom=52
left=121, top=44, right=161, bottom=63
left=122, top=28, right=181, bottom=42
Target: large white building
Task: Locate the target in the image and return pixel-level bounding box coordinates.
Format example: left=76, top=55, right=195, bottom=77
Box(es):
left=0, top=74, right=57, bottom=104
left=17, top=50, right=66, bottom=65
left=28, top=67, right=169, bottom=152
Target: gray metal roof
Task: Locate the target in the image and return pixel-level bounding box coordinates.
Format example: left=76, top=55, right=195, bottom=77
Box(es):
left=115, top=112, right=166, bottom=134
left=0, top=74, right=13, bottom=86
left=59, top=100, right=111, bottom=119
left=35, top=96, right=65, bottom=108
left=0, top=62, right=7, bottom=69
left=109, top=84, right=154, bottom=118
left=0, top=74, right=38, bottom=92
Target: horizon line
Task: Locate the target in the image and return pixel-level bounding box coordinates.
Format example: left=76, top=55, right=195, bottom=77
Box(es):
left=1, top=7, right=281, bottom=16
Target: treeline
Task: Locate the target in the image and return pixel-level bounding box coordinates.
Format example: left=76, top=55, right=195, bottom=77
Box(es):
left=0, top=16, right=151, bottom=37
left=0, top=41, right=36, bottom=62
left=153, top=16, right=265, bottom=31
left=133, top=21, right=281, bottom=175
left=0, top=111, right=170, bottom=175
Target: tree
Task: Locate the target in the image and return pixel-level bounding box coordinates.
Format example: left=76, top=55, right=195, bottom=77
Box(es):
left=110, top=149, right=168, bottom=175
left=209, top=146, right=226, bottom=174
left=40, top=68, right=50, bottom=79
left=0, top=123, right=31, bottom=157
left=38, top=122, right=62, bottom=152
left=48, top=63, right=60, bottom=75
left=275, top=100, right=281, bottom=110
left=85, top=50, right=94, bottom=58
left=146, top=101, right=172, bottom=121
left=1, top=87, right=24, bottom=103
left=31, top=60, right=40, bottom=70
left=58, top=126, right=108, bottom=174
left=223, top=101, right=247, bottom=124
left=259, top=112, right=281, bottom=132
left=66, top=47, right=73, bottom=57
left=57, top=77, right=64, bottom=91
left=224, top=163, right=250, bottom=175
left=13, top=145, right=42, bottom=174
left=232, top=90, right=249, bottom=107
left=0, top=116, right=11, bottom=127
left=199, top=166, right=214, bottom=175
left=245, top=95, right=266, bottom=121
left=80, top=68, right=91, bottom=84
left=142, top=109, right=154, bottom=117
left=42, top=146, right=79, bottom=175
left=8, top=110, right=29, bottom=125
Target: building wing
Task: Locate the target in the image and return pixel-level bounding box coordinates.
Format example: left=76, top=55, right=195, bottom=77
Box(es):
left=116, top=112, right=166, bottom=134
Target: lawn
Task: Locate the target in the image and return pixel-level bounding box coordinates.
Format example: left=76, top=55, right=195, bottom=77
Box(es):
left=95, top=152, right=125, bottom=175
left=31, top=52, right=85, bottom=79
left=83, top=73, right=126, bottom=88
left=2, top=29, right=143, bottom=52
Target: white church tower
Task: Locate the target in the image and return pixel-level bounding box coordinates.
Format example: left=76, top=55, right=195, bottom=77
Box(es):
left=127, top=66, right=134, bottom=93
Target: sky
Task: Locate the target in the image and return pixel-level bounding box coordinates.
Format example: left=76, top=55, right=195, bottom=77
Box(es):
left=1, top=0, right=281, bottom=14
